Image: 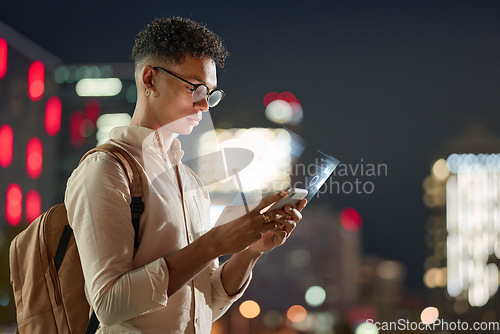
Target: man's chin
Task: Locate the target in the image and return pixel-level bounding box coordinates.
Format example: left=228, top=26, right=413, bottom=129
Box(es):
left=175, top=125, right=195, bottom=136
left=162, top=120, right=196, bottom=136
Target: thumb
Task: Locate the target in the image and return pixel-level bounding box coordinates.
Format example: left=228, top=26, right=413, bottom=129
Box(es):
left=254, top=191, right=288, bottom=213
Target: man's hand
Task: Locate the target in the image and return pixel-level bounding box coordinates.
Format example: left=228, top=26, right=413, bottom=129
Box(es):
left=248, top=198, right=307, bottom=254
left=207, top=191, right=290, bottom=256
left=214, top=192, right=307, bottom=297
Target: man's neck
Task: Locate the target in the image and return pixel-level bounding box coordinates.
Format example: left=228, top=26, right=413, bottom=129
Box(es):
left=130, top=104, right=176, bottom=153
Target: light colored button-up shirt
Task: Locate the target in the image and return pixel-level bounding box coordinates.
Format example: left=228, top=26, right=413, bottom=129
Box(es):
left=65, top=125, right=250, bottom=333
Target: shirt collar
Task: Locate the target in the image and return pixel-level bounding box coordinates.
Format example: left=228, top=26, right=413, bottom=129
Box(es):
left=109, top=125, right=185, bottom=164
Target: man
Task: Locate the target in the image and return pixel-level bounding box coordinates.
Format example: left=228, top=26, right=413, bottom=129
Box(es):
left=65, top=17, right=306, bottom=333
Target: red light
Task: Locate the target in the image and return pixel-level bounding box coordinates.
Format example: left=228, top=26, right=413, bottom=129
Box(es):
left=0, top=124, right=13, bottom=167
left=263, top=92, right=279, bottom=107
left=45, top=96, right=62, bottom=136
left=26, top=137, right=43, bottom=179
left=278, top=91, right=299, bottom=104
left=28, top=60, right=45, bottom=101
left=340, top=207, right=362, bottom=232
left=0, top=38, right=7, bottom=79
left=6, top=184, right=22, bottom=226
left=85, top=99, right=100, bottom=126
left=264, top=91, right=300, bottom=107
left=70, top=111, right=85, bottom=147
left=26, top=190, right=41, bottom=223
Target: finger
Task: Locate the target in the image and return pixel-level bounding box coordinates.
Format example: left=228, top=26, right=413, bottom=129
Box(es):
left=275, top=218, right=296, bottom=233
left=272, top=228, right=288, bottom=243
left=254, top=191, right=288, bottom=213
left=283, top=206, right=302, bottom=222
left=296, top=198, right=307, bottom=212
left=256, top=220, right=280, bottom=233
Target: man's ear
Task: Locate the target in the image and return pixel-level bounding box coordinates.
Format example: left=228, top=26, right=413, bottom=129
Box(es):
left=141, top=65, right=154, bottom=91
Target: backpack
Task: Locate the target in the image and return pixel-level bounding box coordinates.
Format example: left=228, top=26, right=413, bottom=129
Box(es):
left=9, top=143, right=144, bottom=334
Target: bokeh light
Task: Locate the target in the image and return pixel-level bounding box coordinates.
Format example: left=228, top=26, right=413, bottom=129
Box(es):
left=0, top=38, right=7, bottom=79
left=0, top=290, right=9, bottom=307
left=28, top=60, right=44, bottom=101
left=264, top=91, right=303, bottom=125
left=76, top=78, right=122, bottom=96
left=45, top=96, right=62, bottom=136
left=25, top=190, right=41, bottom=223
left=239, top=300, right=260, bottom=319
left=376, top=260, right=405, bottom=281
left=420, top=306, right=439, bottom=324
left=26, top=138, right=43, bottom=179
left=423, top=267, right=446, bottom=288
left=339, top=207, right=362, bottom=232
left=85, top=99, right=101, bottom=126
left=0, top=124, right=13, bottom=167
left=355, top=322, right=379, bottom=334
left=96, top=113, right=132, bottom=145
left=278, top=91, right=299, bottom=104
left=305, top=286, right=327, bottom=307
left=265, top=99, right=293, bottom=124
left=210, top=320, right=223, bottom=334
left=70, top=111, right=86, bottom=147
left=287, top=305, right=307, bottom=323
left=6, top=184, right=22, bottom=226
left=263, top=310, right=281, bottom=329
left=432, top=158, right=449, bottom=180
left=263, top=91, right=280, bottom=106
left=126, top=85, right=137, bottom=103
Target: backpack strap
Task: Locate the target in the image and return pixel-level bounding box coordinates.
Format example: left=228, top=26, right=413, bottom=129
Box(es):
left=85, top=313, right=100, bottom=334
left=78, top=143, right=145, bottom=334
left=54, top=224, right=73, bottom=273
left=80, top=143, right=145, bottom=248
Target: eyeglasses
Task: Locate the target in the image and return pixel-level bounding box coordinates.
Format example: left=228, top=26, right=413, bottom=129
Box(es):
left=153, top=66, right=225, bottom=107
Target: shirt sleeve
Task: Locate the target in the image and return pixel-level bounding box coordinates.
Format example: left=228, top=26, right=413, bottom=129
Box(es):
left=209, top=259, right=252, bottom=321
left=64, top=152, right=170, bottom=326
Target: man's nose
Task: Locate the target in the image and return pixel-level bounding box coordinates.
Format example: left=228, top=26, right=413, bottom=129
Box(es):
left=195, top=96, right=209, bottom=112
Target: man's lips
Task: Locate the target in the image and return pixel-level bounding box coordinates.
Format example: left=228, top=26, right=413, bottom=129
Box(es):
left=187, top=116, right=201, bottom=124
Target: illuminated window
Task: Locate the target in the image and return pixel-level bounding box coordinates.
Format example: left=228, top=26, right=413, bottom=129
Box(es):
left=26, top=138, right=43, bottom=179
left=45, top=96, right=62, bottom=136
left=28, top=60, right=45, bottom=101
left=6, top=184, right=22, bottom=226
left=25, top=190, right=41, bottom=223
left=0, top=38, right=7, bottom=79
left=0, top=124, right=13, bottom=167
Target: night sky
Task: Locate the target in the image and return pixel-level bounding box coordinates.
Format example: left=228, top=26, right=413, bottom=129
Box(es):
left=2, top=0, right=500, bottom=291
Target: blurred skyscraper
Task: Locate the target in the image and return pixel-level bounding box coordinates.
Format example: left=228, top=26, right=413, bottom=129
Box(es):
left=423, top=124, right=500, bottom=322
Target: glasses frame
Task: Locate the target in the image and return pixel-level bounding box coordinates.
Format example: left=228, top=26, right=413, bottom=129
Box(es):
left=152, top=66, right=224, bottom=107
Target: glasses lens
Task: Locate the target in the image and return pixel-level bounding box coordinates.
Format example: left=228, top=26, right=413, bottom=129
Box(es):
left=208, top=90, right=224, bottom=107
left=192, top=86, right=208, bottom=103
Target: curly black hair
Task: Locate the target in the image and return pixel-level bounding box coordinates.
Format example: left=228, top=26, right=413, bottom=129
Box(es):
left=131, top=17, right=228, bottom=69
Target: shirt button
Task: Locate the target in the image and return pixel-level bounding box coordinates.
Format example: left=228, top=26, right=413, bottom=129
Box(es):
left=189, top=235, right=193, bottom=242
left=195, top=318, right=200, bottom=325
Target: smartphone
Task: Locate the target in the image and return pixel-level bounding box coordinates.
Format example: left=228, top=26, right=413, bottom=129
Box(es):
left=266, top=188, right=308, bottom=212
